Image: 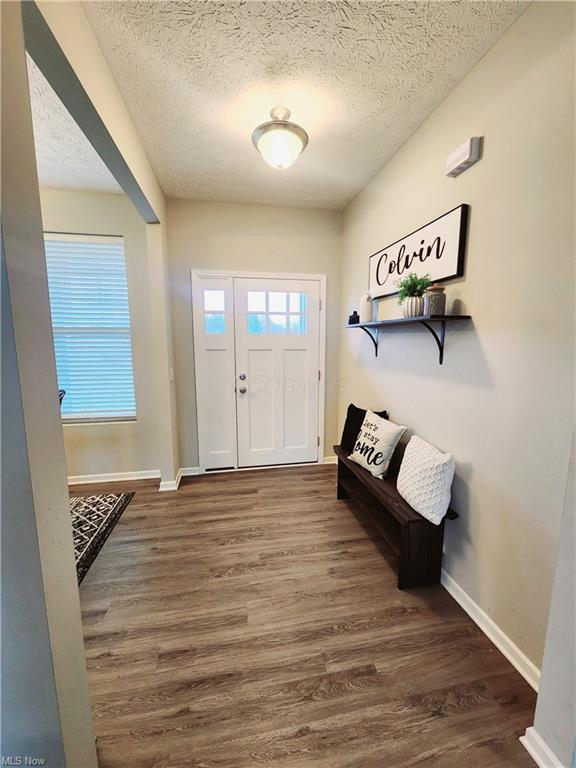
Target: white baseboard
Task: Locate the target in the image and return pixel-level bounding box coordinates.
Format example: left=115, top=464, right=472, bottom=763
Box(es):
left=323, top=455, right=338, bottom=465
left=167, top=462, right=327, bottom=483
left=520, top=727, right=567, bottom=768
left=68, top=461, right=323, bottom=488
left=68, top=469, right=160, bottom=485
left=441, top=569, right=540, bottom=692
left=159, top=468, right=183, bottom=492
left=68, top=466, right=200, bottom=491
left=180, top=466, right=201, bottom=477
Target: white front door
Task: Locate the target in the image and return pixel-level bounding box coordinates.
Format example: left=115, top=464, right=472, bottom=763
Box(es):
left=233, top=278, right=320, bottom=468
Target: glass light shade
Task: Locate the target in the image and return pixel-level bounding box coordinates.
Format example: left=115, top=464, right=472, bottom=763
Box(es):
left=252, top=108, right=309, bottom=170
left=255, top=128, right=305, bottom=170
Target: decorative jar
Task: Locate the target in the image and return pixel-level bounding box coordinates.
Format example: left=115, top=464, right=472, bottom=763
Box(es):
left=424, top=284, right=446, bottom=316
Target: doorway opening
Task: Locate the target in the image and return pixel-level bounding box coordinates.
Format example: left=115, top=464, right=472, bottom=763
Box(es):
left=191, top=270, right=327, bottom=472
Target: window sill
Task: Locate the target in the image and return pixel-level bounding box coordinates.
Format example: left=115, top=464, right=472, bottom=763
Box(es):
left=62, top=417, right=137, bottom=426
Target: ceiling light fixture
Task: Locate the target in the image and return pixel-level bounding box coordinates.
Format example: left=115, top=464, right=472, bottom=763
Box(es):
left=251, top=106, right=308, bottom=170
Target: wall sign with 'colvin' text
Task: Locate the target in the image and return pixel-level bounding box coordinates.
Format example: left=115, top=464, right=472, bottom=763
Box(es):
left=368, top=204, right=469, bottom=299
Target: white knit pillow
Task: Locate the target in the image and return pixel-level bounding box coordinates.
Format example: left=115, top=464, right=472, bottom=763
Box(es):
left=397, top=436, right=455, bottom=525
left=349, top=411, right=406, bottom=478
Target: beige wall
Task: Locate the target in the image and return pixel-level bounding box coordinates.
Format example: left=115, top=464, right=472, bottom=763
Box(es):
left=36, top=1, right=180, bottom=486
left=166, top=198, right=341, bottom=468
left=339, top=1, right=575, bottom=667
left=39, top=188, right=160, bottom=477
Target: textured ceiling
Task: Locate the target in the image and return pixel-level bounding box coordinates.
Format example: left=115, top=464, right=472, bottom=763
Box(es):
left=38, top=1, right=526, bottom=208
left=81, top=0, right=526, bottom=209
left=27, top=55, right=121, bottom=194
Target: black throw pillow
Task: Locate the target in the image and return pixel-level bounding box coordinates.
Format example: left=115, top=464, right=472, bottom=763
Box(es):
left=340, top=404, right=388, bottom=453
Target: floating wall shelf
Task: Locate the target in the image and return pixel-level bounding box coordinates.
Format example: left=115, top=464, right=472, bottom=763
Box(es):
left=345, top=315, right=472, bottom=364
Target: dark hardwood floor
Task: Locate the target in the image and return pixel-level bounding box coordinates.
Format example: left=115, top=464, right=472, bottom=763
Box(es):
left=74, top=464, right=536, bottom=768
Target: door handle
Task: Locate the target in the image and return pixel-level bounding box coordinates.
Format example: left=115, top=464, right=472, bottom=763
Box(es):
left=238, top=387, right=247, bottom=394
left=239, top=373, right=246, bottom=380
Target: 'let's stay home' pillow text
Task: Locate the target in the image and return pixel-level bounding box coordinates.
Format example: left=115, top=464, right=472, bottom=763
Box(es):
left=350, top=411, right=406, bottom=478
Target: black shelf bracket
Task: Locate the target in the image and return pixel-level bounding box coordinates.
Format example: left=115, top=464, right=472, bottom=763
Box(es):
left=419, top=320, right=446, bottom=365
left=359, top=325, right=379, bottom=356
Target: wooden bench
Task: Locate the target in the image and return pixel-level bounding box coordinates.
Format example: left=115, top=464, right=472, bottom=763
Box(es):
left=334, top=443, right=458, bottom=589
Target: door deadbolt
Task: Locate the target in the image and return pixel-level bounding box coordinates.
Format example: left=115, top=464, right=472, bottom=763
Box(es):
left=239, top=373, right=246, bottom=380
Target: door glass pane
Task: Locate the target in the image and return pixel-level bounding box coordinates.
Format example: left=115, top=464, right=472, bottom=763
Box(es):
left=269, top=314, right=287, bottom=334
left=289, top=292, right=307, bottom=313
left=204, top=313, right=226, bottom=334
left=248, top=313, right=266, bottom=334
left=247, top=291, right=266, bottom=312
left=289, top=314, right=307, bottom=334
left=268, top=292, right=287, bottom=313
left=204, top=289, right=225, bottom=312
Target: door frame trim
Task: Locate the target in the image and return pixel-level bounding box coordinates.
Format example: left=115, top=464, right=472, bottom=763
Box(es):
left=190, top=269, right=328, bottom=470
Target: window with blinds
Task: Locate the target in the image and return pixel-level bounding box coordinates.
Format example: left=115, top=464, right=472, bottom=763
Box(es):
left=44, top=233, right=137, bottom=421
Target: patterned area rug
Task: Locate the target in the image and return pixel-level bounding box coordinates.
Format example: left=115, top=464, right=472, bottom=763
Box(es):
left=70, top=492, right=134, bottom=583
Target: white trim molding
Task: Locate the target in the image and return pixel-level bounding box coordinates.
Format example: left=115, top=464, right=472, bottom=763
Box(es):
left=317, top=277, right=327, bottom=464
left=520, top=727, right=567, bottom=768
left=180, top=466, right=201, bottom=477
left=68, top=469, right=160, bottom=485
left=159, top=468, right=183, bottom=492
left=441, top=569, right=541, bottom=692
left=190, top=269, right=327, bottom=281
left=323, top=455, right=338, bottom=465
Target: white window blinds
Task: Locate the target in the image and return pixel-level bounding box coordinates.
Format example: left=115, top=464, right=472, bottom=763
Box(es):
left=44, top=234, right=136, bottom=421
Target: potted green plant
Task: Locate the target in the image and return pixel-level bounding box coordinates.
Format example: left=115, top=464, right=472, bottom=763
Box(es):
left=396, top=273, right=431, bottom=318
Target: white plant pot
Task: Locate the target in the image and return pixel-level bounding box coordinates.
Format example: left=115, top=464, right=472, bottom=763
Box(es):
left=403, top=296, right=425, bottom=318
